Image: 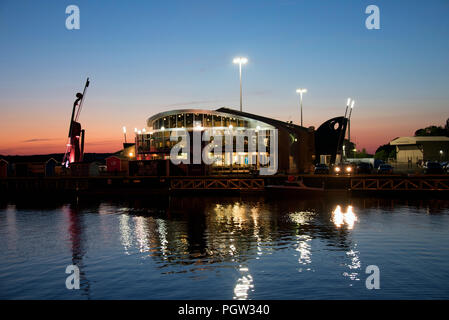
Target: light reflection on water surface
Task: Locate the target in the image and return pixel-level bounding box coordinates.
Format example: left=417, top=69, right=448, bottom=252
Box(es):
left=1, top=195, right=449, bottom=299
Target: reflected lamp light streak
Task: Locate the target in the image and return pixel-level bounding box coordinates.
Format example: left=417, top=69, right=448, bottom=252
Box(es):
left=332, top=205, right=358, bottom=229
left=233, top=265, right=254, bottom=300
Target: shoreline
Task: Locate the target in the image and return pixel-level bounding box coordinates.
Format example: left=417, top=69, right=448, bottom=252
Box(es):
left=1, top=174, right=449, bottom=199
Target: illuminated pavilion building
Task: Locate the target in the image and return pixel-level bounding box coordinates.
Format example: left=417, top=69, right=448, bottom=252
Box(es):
left=133, top=107, right=347, bottom=174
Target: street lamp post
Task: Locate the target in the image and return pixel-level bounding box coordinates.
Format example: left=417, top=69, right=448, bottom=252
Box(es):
left=337, top=98, right=352, bottom=161
left=296, top=88, right=307, bottom=127
left=344, top=98, right=351, bottom=118
left=347, top=100, right=355, bottom=158
left=123, top=126, right=127, bottom=143
left=233, top=57, right=248, bottom=112
left=348, top=100, right=355, bottom=157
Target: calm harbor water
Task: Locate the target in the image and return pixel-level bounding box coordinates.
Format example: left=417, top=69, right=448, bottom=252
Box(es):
left=1, top=193, right=449, bottom=300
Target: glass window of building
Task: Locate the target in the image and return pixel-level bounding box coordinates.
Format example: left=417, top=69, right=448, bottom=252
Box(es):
left=169, top=115, right=176, bottom=128
left=205, top=114, right=212, bottom=127
left=194, top=113, right=203, bottom=127
left=154, top=132, right=163, bottom=148
left=158, top=135, right=163, bottom=148
left=163, top=117, right=169, bottom=129
left=238, top=119, right=247, bottom=127
left=186, top=113, right=193, bottom=127
left=213, top=115, right=222, bottom=127
left=177, top=114, right=184, bottom=127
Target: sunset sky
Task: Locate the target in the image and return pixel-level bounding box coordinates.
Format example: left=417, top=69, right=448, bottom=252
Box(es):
left=1, top=0, right=448, bottom=155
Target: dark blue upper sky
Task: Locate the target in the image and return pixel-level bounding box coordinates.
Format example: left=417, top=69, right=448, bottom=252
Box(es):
left=1, top=0, right=448, bottom=153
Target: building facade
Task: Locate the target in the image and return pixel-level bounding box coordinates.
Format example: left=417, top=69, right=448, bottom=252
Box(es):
left=133, top=108, right=347, bottom=175
left=390, top=136, right=449, bottom=163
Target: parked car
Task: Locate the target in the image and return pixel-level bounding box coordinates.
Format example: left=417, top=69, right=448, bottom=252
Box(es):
left=423, top=161, right=444, bottom=174
left=377, top=164, right=393, bottom=174
left=356, top=162, right=373, bottom=174
left=374, top=159, right=385, bottom=169
left=314, top=163, right=330, bottom=174
left=332, top=163, right=354, bottom=175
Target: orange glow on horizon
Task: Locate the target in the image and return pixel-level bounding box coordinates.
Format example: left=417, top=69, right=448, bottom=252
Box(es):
left=1, top=99, right=445, bottom=155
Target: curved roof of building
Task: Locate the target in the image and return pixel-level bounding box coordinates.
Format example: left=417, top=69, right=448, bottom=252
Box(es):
left=147, top=107, right=309, bottom=132
left=147, top=108, right=240, bottom=123
left=147, top=108, right=276, bottom=128
left=216, top=107, right=309, bottom=132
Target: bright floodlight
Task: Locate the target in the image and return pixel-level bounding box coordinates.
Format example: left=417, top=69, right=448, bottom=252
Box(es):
left=122, top=126, right=126, bottom=133
left=233, top=57, right=248, bottom=64
left=296, top=88, right=308, bottom=126
left=347, top=98, right=351, bottom=106
left=233, top=56, right=248, bottom=112
left=351, top=100, right=355, bottom=109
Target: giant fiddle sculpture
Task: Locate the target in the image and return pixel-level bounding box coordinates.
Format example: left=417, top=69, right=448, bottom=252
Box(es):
left=63, top=78, right=90, bottom=167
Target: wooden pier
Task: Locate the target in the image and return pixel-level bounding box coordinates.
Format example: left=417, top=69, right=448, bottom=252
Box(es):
left=1, top=175, right=449, bottom=195
left=350, top=177, right=449, bottom=191
left=170, top=178, right=264, bottom=191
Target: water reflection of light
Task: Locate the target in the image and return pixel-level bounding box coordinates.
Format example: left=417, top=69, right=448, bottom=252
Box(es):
left=289, top=211, right=314, bottom=225
left=232, top=203, right=246, bottom=228
left=344, top=206, right=357, bottom=229
left=5, top=205, right=17, bottom=251
left=343, top=245, right=361, bottom=284
left=156, top=219, right=168, bottom=258
left=331, top=205, right=361, bottom=284
left=97, top=204, right=115, bottom=242
left=119, top=215, right=132, bottom=254
left=212, top=202, right=265, bottom=260
left=289, top=212, right=314, bottom=269
left=332, top=205, right=344, bottom=227
left=233, top=265, right=254, bottom=300
left=134, top=216, right=150, bottom=253
left=332, top=205, right=358, bottom=229
left=251, top=207, right=263, bottom=258
left=229, top=244, right=236, bottom=256
left=296, top=234, right=312, bottom=266
left=214, top=203, right=247, bottom=229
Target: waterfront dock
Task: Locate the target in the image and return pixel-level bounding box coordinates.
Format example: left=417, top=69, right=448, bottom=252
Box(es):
left=1, top=174, right=449, bottom=196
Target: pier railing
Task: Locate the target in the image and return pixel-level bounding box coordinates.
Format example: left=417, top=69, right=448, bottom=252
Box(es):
left=350, top=178, right=449, bottom=191
left=2, top=175, right=448, bottom=194
left=170, top=178, right=264, bottom=190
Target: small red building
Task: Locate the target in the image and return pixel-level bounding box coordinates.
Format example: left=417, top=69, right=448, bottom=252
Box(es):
left=106, top=156, right=129, bottom=175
